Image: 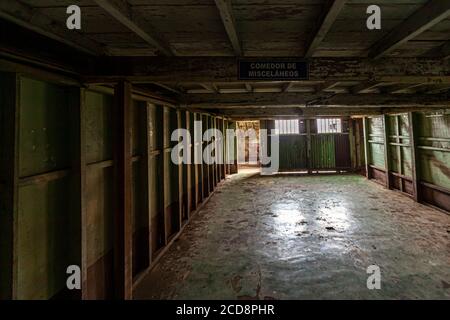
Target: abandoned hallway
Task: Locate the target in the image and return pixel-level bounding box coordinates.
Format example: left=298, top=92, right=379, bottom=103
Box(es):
left=2, top=0, right=450, bottom=301
left=134, top=171, right=450, bottom=300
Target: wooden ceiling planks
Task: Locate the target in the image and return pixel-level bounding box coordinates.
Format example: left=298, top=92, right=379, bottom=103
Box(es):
left=6, top=0, right=450, bottom=58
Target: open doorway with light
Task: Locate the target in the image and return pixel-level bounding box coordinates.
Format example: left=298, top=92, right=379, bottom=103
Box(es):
left=236, top=121, right=260, bottom=173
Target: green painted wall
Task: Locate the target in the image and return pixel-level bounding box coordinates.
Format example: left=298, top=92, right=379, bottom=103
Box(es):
left=17, top=178, right=71, bottom=299
left=84, top=90, right=114, bottom=297
left=417, top=110, right=450, bottom=189
left=365, top=110, right=450, bottom=197
left=16, top=77, right=76, bottom=299
left=311, top=134, right=336, bottom=169
left=387, top=114, right=412, bottom=178
left=368, top=116, right=386, bottom=169
left=278, top=135, right=307, bottom=171
left=85, top=91, right=113, bottom=164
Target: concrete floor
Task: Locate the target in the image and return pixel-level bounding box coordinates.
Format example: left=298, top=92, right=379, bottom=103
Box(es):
left=134, top=170, right=450, bottom=300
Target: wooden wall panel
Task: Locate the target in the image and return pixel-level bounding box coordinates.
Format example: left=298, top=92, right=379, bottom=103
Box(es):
left=149, top=105, right=165, bottom=255
left=85, top=90, right=114, bottom=299
left=131, top=100, right=149, bottom=279
left=363, top=110, right=450, bottom=213
left=13, top=77, right=80, bottom=299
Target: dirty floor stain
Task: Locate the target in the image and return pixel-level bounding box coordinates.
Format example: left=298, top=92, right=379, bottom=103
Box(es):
left=134, top=171, right=450, bottom=300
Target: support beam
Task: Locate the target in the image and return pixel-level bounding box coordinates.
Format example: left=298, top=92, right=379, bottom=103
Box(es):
left=184, top=92, right=450, bottom=108
left=93, top=0, right=174, bottom=56
left=383, top=115, right=392, bottom=189
left=217, top=107, right=384, bottom=118
left=426, top=85, right=450, bottom=94
left=87, top=57, right=450, bottom=84
left=425, top=41, right=450, bottom=60
left=200, top=83, right=219, bottom=93
left=395, top=115, right=403, bottom=193
left=351, top=82, right=385, bottom=94
left=152, top=82, right=183, bottom=95
left=382, top=83, right=427, bottom=94
left=369, top=1, right=450, bottom=59
left=408, top=112, right=421, bottom=203
left=0, top=1, right=105, bottom=56
left=113, top=80, right=133, bottom=300
left=305, top=0, right=347, bottom=57
left=363, top=117, right=371, bottom=179
left=306, top=119, right=312, bottom=174
left=214, top=0, right=242, bottom=56
left=315, top=81, right=340, bottom=93
left=283, top=82, right=295, bottom=93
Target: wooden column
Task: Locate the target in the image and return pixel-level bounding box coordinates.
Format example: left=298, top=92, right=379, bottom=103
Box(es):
left=144, top=103, right=153, bottom=266
left=395, top=115, right=404, bottom=192
left=222, top=119, right=227, bottom=179
left=408, top=112, right=421, bottom=202
left=68, top=88, right=87, bottom=299
left=363, top=117, right=371, bottom=179
left=113, top=80, right=133, bottom=300
left=383, top=114, right=392, bottom=189
left=186, top=111, right=192, bottom=218
left=306, top=119, right=312, bottom=174
left=0, top=73, right=19, bottom=299
left=177, top=110, right=183, bottom=228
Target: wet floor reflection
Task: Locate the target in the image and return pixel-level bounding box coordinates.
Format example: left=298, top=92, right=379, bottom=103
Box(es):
left=270, top=201, right=305, bottom=236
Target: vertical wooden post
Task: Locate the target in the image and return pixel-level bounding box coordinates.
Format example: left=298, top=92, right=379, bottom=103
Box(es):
left=0, top=73, right=19, bottom=300
left=363, top=117, right=371, bottom=179
left=348, top=119, right=355, bottom=169
left=206, top=115, right=211, bottom=193
left=395, top=115, right=403, bottom=192
left=383, top=114, right=391, bottom=189
left=213, top=117, right=217, bottom=186
left=113, top=80, right=133, bottom=300
left=186, top=111, right=192, bottom=218
left=145, top=103, right=153, bottom=266
left=163, top=107, right=170, bottom=245
left=408, top=112, right=421, bottom=202
left=222, top=119, right=227, bottom=179
left=177, top=110, right=183, bottom=228
left=69, top=87, right=87, bottom=299
left=306, top=119, right=312, bottom=174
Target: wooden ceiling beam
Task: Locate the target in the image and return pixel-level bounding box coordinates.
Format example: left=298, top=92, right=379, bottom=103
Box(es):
left=200, top=83, right=219, bottom=93
left=93, top=0, right=174, bottom=56
left=151, top=82, right=183, bottom=95
left=315, top=81, right=340, bottom=93
left=426, top=85, right=450, bottom=94
left=424, top=41, right=450, bottom=60
left=183, top=92, right=450, bottom=108
left=382, top=83, right=427, bottom=94
left=221, top=106, right=446, bottom=119
left=305, top=0, right=347, bottom=58
left=85, top=57, right=450, bottom=84
left=351, top=82, right=386, bottom=94
left=214, top=0, right=242, bottom=56
left=0, top=0, right=105, bottom=56
left=283, top=82, right=295, bottom=93
left=369, top=1, right=450, bottom=59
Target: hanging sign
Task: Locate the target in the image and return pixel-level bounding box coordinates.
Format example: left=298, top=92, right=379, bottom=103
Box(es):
left=238, top=59, right=309, bottom=81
